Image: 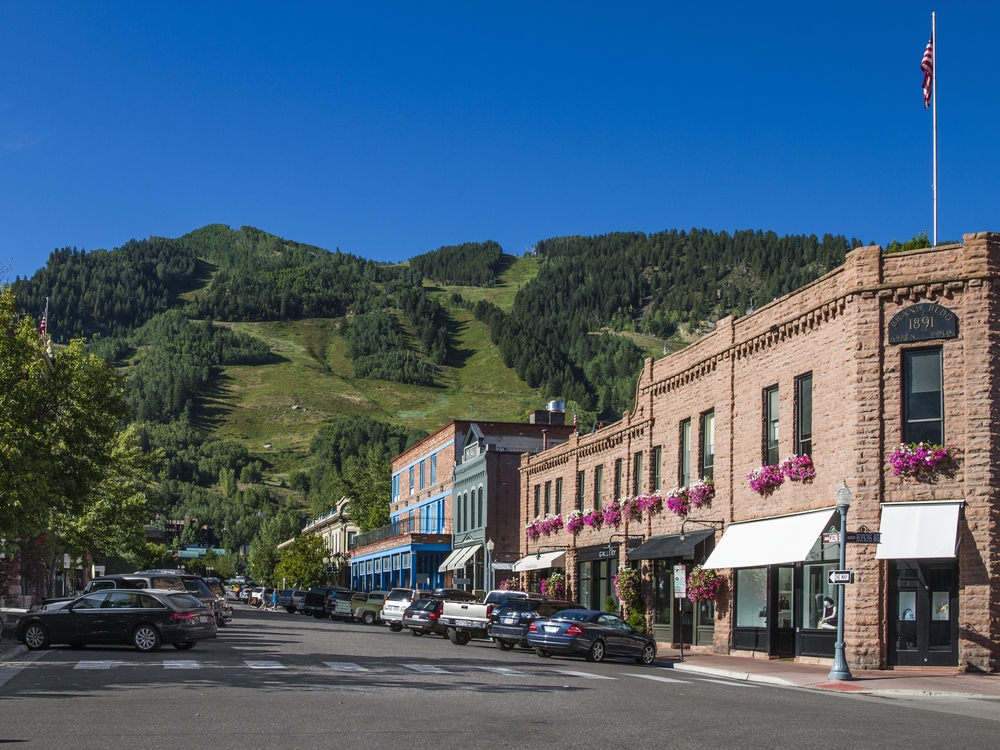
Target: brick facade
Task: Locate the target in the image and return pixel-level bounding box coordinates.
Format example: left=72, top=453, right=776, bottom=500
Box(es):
left=519, top=232, right=1000, bottom=672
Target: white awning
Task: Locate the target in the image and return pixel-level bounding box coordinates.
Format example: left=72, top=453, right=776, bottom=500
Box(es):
left=491, top=562, right=515, bottom=571
left=703, top=508, right=837, bottom=569
left=875, top=501, right=962, bottom=560
left=512, top=550, right=566, bottom=572
left=438, top=545, right=479, bottom=572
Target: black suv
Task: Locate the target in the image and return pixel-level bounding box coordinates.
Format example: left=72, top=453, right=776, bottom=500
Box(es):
left=488, top=596, right=580, bottom=651
left=301, top=587, right=338, bottom=618
left=324, top=588, right=358, bottom=620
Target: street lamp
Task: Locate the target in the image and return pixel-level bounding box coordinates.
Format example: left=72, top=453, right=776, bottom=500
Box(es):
left=485, top=539, right=495, bottom=591
left=323, top=556, right=332, bottom=585
left=828, top=481, right=853, bottom=681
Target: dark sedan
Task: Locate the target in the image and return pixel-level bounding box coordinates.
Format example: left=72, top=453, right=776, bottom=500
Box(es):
left=526, top=609, right=656, bottom=664
left=17, top=589, right=218, bottom=653
left=488, top=596, right=581, bottom=651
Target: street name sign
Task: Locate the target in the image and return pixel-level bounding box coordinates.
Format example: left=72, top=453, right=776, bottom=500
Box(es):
left=828, top=570, right=855, bottom=585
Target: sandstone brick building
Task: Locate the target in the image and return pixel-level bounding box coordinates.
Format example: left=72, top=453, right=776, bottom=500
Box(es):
left=517, top=232, right=1000, bottom=672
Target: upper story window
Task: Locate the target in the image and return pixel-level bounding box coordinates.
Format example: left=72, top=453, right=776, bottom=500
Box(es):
left=765, top=386, right=780, bottom=466
left=614, top=459, right=623, bottom=500
left=701, top=411, right=715, bottom=480
left=594, top=466, right=604, bottom=510
left=577, top=471, right=585, bottom=510
left=467, top=491, right=473, bottom=529
left=457, top=493, right=464, bottom=532
left=419, top=460, right=425, bottom=490
left=633, top=452, right=643, bottom=496
left=796, top=374, right=813, bottom=457
left=680, top=420, right=691, bottom=486
left=534, top=485, right=541, bottom=518
left=430, top=453, right=437, bottom=484
left=652, top=446, right=662, bottom=492
left=392, top=474, right=400, bottom=502
left=409, top=466, right=414, bottom=493
left=555, top=478, right=563, bottom=515
left=544, top=482, right=552, bottom=515
left=477, top=486, right=484, bottom=528
left=903, top=348, right=943, bottom=444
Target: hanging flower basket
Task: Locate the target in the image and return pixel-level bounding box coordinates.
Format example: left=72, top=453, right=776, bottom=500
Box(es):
left=613, top=566, right=640, bottom=605
left=540, top=573, right=565, bottom=598
left=565, top=510, right=584, bottom=535
left=688, top=478, right=715, bottom=509
left=634, top=492, right=663, bottom=516
left=687, top=566, right=724, bottom=603
left=781, top=454, right=816, bottom=482
left=525, top=519, right=541, bottom=540
left=601, top=500, right=623, bottom=528
left=665, top=486, right=691, bottom=517
left=582, top=508, right=603, bottom=529
left=622, top=497, right=643, bottom=522
left=888, top=442, right=955, bottom=477
left=746, top=464, right=785, bottom=496
left=498, top=577, right=523, bottom=592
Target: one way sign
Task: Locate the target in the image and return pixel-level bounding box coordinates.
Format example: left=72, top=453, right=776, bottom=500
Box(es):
left=828, top=570, right=855, bottom=585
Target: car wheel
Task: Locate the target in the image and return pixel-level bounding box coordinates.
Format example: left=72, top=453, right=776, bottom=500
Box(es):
left=587, top=640, right=606, bottom=663
left=388, top=623, right=403, bottom=632
left=495, top=638, right=513, bottom=652
left=362, top=612, right=376, bottom=626
left=23, top=624, right=50, bottom=650
left=638, top=643, right=656, bottom=665
left=173, top=641, right=197, bottom=650
left=133, top=624, right=162, bottom=652
left=447, top=628, right=471, bottom=646
left=286, top=607, right=296, bottom=614
left=534, top=647, right=551, bottom=658
left=409, top=629, right=423, bottom=637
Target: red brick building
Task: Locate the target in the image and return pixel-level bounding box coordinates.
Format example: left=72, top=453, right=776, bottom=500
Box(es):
left=518, top=232, right=1000, bottom=672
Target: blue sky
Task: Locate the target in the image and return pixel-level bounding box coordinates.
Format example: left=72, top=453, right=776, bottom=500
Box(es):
left=2, top=2, right=997, bottom=281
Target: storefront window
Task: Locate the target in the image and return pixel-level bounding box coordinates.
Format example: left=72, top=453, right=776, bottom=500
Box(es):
left=802, top=527, right=840, bottom=630
left=578, top=562, right=592, bottom=610
left=735, top=568, right=767, bottom=628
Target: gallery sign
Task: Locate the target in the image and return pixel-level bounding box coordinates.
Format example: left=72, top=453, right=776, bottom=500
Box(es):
left=888, top=303, right=958, bottom=344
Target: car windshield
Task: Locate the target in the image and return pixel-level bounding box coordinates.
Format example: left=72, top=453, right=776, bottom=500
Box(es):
left=411, top=598, right=439, bottom=612
left=386, top=589, right=412, bottom=602
left=500, top=600, right=542, bottom=613
left=168, top=593, right=206, bottom=609
left=549, top=611, right=590, bottom=622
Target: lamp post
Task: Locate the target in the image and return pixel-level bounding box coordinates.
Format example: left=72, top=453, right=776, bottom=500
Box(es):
left=485, top=539, right=495, bottom=591
left=322, top=556, right=332, bottom=585
left=828, top=481, right=853, bottom=681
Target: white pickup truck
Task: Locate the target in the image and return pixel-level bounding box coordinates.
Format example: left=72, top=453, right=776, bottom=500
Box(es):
left=438, top=589, right=529, bottom=645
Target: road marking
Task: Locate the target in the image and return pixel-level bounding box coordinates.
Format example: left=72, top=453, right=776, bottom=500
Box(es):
left=478, top=667, right=529, bottom=676
left=693, top=678, right=760, bottom=688
left=623, top=672, right=690, bottom=684
left=323, top=662, right=369, bottom=672
left=231, top=646, right=270, bottom=650
left=402, top=664, right=451, bottom=674
left=163, top=660, right=200, bottom=669
left=244, top=660, right=285, bottom=670
left=74, top=660, right=120, bottom=670
left=0, top=652, right=45, bottom=687
left=555, top=670, right=617, bottom=680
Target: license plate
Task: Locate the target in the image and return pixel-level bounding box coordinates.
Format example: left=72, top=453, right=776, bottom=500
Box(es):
left=457, top=620, right=473, bottom=627
left=503, top=617, right=517, bottom=625
left=544, top=626, right=559, bottom=633
left=201, top=615, right=212, bottom=623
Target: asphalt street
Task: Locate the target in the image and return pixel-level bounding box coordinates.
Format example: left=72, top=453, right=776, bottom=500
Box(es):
left=1, top=606, right=997, bottom=749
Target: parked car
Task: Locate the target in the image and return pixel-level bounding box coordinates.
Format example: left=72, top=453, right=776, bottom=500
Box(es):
left=438, top=589, right=530, bottom=645
left=381, top=588, right=432, bottom=632
left=525, top=609, right=657, bottom=664
left=351, top=591, right=389, bottom=625
left=275, top=589, right=295, bottom=611
left=301, top=587, right=337, bottom=618
left=488, top=596, right=581, bottom=651
left=17, top=589, right=218, bottom=652
left=401, top=588, right=478, bottom=638
left=324, top=588, right=356, bottom=619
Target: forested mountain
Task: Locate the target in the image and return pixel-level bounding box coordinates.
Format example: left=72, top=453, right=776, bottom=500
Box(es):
left=469, top=229, right=858, bottom=418
left=409, top=240, right=503, bottom=286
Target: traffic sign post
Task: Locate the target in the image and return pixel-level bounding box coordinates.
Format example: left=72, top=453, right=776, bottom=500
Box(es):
left=828, top=570, right=855, bottom=585
left=674, top=564, right=686, bottom=662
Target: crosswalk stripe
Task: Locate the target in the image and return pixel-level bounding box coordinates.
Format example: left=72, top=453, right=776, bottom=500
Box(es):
left=244, top=660, right=284, bottom=670
left=555, top=670, right=616, bottom=680
left=477, top=666, right=528, bottom=676
left=402, top=664, right=451, bottom=674
left=323, top=662, right=369, bottom=672
left=163, top=660, right=200, bottom=670
left=693, top=677, right=759, bottom=688
left=74, top=660, right=120, bottom=670
left=622, top=672, right=689, bottom=684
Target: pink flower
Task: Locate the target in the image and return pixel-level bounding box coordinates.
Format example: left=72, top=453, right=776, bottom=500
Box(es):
left=688, top=478, right=715, bottom=509
left=888, top=443, right=954, bottom=477
left=665, top=487, right=691, bottom=517
left=565, top=511, right=584, bottom=535
left=582, top=509, right=604, bottom=529
left=634, top=492, right=663, bottom=515
left=746, top=465, right=784, bottom=496
left=780, top=454, right=816, bottom=482
left=601, top=500, right=622, bottom=528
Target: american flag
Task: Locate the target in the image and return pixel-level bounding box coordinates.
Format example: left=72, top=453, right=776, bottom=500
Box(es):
left=921, top=35, right=933, bottom=109
left=40, top=296, right=49, bottom=337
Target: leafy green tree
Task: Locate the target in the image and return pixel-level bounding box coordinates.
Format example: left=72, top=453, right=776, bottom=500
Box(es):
left=273, top=534, right=326, bottom=589
left=247, top=512, right=300, bottom=585
left=332, top=447, right=392, bottom=533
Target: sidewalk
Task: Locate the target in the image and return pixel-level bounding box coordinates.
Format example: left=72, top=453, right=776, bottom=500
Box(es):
left=0, top=608, right=29, bottom=661
left=657, top=647, right=1000, bottom=698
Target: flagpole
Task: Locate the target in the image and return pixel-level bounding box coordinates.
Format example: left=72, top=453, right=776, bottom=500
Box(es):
left=932, top=11, right=937, bottom=247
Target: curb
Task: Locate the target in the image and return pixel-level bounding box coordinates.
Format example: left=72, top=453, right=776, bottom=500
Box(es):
left=826, top=688, right=1000, bottom=699
left=665, top=661, right=797, bottom=687
left=0, top=644, right=28, bottom=662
